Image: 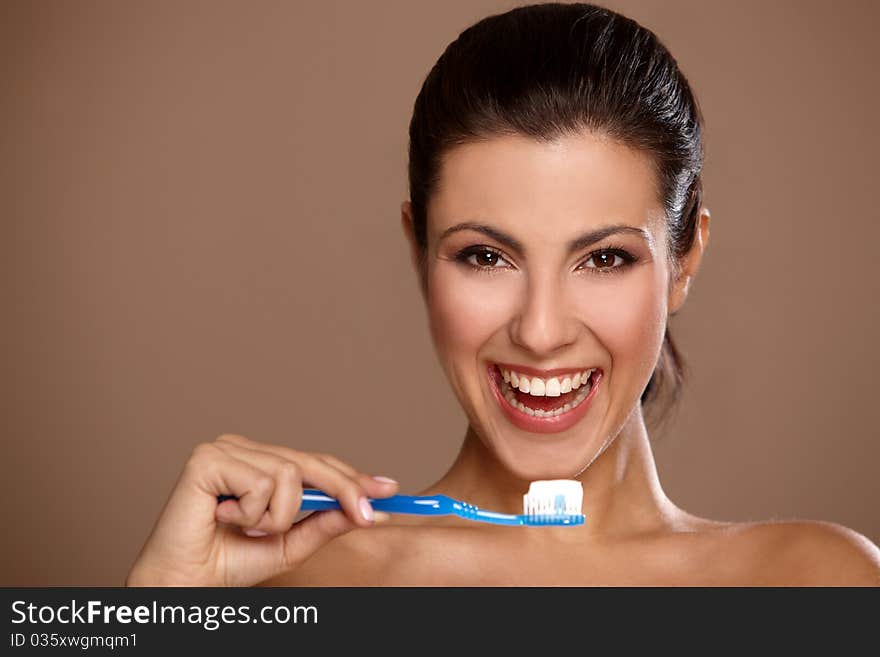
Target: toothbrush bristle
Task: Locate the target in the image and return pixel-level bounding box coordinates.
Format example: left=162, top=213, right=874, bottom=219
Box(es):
left=522, top=480, right=584, bottom=519
left=522, top=514, right=585, bottom=526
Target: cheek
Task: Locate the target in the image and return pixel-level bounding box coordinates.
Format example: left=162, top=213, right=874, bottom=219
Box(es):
left=426, top=266, right=513, bottom=357
left=573, top=269, right=667, bottom=374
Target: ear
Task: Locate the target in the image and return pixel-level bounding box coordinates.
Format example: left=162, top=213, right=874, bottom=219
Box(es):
left=400, top=200, right=427, bottom=295
left=668, top=206, right=711, bottom=315
left=400, top=200, right=419, bottom=267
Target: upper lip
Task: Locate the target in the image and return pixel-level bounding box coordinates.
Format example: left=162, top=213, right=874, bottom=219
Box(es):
left=492, top=361, right=600, bottom=378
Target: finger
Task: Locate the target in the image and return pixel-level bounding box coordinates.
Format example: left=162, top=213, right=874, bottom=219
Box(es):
left=217, top=436, right=390, bottom=493
left=221, top=435, right=400, bottom=500
left=211, top=441, right=303, bottom=535
left=289, top=453, right=377, bottom=527
left=314, top=453, right=400, bottom=499
left=215, top=436, right=376, bottom=528
left=189, top=443, right=275, bottom=529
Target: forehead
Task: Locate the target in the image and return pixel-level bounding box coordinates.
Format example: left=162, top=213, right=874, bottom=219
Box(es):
left=428, top=131, right=664, bottom=237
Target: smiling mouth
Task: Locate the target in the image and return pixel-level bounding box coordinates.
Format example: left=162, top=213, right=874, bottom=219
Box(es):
left=492, top=364, right=600, bottom=418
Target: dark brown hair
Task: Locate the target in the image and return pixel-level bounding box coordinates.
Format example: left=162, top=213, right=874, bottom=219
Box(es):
left=406, top=2, right=705, bottom=426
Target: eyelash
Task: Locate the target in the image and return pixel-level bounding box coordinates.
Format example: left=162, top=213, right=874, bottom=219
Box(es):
left=453, top=244, right=638, bottom=276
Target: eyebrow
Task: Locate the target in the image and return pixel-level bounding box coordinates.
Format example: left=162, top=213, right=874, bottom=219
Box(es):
left=438, top=221, right=652, bottom=255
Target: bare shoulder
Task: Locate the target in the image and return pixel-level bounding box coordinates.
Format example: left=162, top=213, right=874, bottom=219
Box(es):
left=254, top=513, right=880, bottom=586
left=727, top=519, right=880, bottom=586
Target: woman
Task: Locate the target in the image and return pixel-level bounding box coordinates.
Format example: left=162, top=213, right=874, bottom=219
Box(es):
left=127, top=3, right=879, bottom=586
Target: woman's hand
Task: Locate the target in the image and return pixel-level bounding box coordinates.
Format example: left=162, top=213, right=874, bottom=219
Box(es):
left=125, top=434, right=399, bottom=587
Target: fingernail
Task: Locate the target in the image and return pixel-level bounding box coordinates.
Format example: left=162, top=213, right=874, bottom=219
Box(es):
left=244, top=528, right=268, bottom=537
left=359, top=496, right=374, bottom=522
left=372, top=476, right=397, bottom=484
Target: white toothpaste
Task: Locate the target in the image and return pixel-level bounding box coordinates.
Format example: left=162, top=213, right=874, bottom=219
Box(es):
left=523, top=479, right=583, bottom=516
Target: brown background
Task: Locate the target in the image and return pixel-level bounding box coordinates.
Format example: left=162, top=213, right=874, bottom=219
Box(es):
left=2, top=0, right=877, bottom=586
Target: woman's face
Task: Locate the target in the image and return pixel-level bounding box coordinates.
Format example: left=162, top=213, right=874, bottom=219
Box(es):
left=404, top=131, right=696, bottom=481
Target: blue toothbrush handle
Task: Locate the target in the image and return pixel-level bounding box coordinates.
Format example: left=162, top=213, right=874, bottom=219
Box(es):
left=299, top=489, right=455, bottom=515
left=217, top=491, right=455, bottom=515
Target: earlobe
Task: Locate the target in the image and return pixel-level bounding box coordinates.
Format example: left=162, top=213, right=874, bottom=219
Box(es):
left=668, top=274, right=691, bottom=316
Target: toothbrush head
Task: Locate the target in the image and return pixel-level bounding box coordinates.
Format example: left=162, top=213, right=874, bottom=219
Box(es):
left=521, top=479, right=585, bottom=526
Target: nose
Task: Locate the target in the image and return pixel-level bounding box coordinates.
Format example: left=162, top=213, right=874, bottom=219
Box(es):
left=508, top=272, right=580, bottom=357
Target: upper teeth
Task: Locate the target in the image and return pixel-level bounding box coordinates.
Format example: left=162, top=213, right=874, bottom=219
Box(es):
left=501, top=367, right=594, bottom=397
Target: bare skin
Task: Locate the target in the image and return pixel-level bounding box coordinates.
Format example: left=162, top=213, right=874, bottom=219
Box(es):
left=261, top=132, right=878, bottom=587
left=128, top=131, right=880, bottom=587
left=259, top=423, right=879, bottom=587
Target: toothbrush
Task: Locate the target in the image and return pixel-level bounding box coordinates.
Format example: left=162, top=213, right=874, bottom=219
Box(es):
left=218, top=479, right=585, bottom=526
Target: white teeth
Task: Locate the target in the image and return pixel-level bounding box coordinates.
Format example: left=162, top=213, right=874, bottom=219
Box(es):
left=499, top=367, right=597, bottom=398
left=540, top=406, right=563, bottom=417
left=499, top=369, right=594, bottom=419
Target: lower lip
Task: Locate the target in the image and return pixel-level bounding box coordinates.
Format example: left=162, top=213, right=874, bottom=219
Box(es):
left=487, top=364, right=602, bottom=435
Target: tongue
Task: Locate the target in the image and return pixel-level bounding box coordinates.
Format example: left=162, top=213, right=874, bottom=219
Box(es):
left=514, top=387, right=579, bottom=411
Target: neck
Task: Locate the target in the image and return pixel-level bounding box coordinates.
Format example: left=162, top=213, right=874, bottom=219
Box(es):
left=424, top=405, right=682, bottom=540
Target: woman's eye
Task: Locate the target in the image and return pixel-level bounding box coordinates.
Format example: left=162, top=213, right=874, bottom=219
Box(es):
left=581, top=250, right=631, bottom=271
left=586, top=252, right=621, bottom=268
left=458, top=247, right=511, bottom=270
